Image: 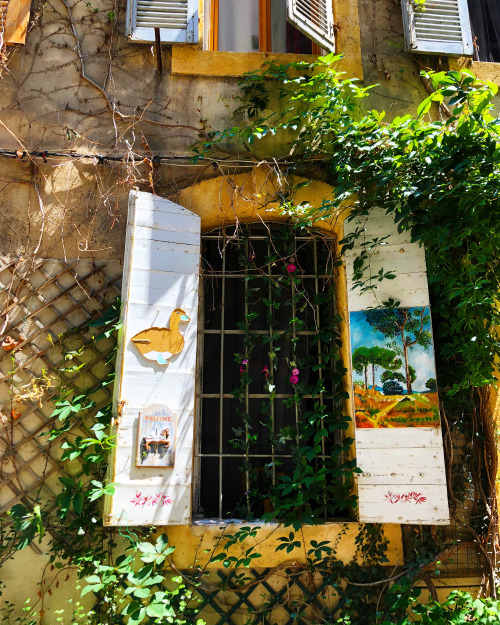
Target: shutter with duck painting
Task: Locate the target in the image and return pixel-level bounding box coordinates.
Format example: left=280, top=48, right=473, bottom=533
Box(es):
left=344, top=209, right=450, bottom=525
left=126, top=0, right=198, bottom=43
left=401, top=0, right=473, bottom=56
left=286, top=0, right=335, bottom=51
left=104, top=190, right=200, bottom=526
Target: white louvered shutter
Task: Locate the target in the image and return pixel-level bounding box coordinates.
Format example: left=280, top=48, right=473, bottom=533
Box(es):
left=344, top=209, right=450, bottom=525
left=126, top=0, right=198, bottom=44
left=104, top=190, right=200, bottom=526
left=401, top=0, right=473, bottom=56
left=286, top=0, right=335, bottom=52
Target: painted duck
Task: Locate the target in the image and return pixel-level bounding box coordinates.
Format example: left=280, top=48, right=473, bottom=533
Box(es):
left=131, top=308, right=190, bottom=365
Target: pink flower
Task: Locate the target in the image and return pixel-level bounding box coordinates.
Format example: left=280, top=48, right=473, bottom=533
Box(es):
left=248, top=253, right=255, bottom=262
left=292, top=368, right=299, bottom=375
left=242, top=359, right=248, bottom=365
left=290, top=374, right=299, bottom=385
left=287, top=263, right=297, bottom=274
left=262, top=365, right=269, bottom=378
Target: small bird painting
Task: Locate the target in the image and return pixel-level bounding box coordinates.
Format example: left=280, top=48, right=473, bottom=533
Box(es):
left=131, top=308, right=190, bottom=365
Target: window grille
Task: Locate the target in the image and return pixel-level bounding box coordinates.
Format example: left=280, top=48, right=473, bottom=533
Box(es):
left=194, top=223, right=344, bottom=521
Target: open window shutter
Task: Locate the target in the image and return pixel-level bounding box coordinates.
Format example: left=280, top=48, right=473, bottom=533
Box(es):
left=286, top=0, right=335, bottom=52
left=344, top=209, right=450, bottom=525
left=104, top=190, right=200, bottom=526
left=3, top=0, right=31, bottom=45
left=401, top=0, right=473, bottom=56
left=126, top=0, right=198, bottom=44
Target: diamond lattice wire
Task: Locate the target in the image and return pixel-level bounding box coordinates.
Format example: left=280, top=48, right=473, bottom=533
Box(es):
left=194, top=568, right=341, bottom=625
left=0, top=257, right=121, bottom=526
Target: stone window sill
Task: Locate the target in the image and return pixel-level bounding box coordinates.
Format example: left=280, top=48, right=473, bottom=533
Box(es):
left=448, top=58, right=500, bottom=84
left=162, top=521, right=403, bottom=568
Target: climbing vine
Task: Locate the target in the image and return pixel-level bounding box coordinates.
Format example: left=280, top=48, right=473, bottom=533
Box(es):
left=192, top=53, right=500, bottom=601
left=2, top=53, right=500, bottom=624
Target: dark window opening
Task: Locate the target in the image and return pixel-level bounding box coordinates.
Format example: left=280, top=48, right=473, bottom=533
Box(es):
left=468, top=0, right=500, bottom=62
left=216, top=0, right=316, bottom=54
left=194, top=223, right=347, bottom=522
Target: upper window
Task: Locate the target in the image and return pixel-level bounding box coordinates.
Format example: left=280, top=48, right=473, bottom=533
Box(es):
left=208, top=0, right=335, bottom=53
left=209, top=0, right=320, bottom=54
left=194, top=223, right=352, bottom=522
left=125, top=0, right=336, bottom=51
left=401, top=0, right=500, bottom=62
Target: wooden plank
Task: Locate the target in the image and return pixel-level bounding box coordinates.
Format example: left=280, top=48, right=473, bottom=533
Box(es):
left=134, top=226, right=200, bottom=246
left=355, top=427, right=443, bottom=449
left=343, top=208, right=413, bottom=245
left=357, top=471, right=446, bottom=486
left=358, top=484, right=450, bottom=524
left=4, top=0, right=31, bottom=44
left=346, top=284, right=430, bottom=311
left=105, top=190, right=201, bottom=526
left=344, top=244, right=426, bottom=275
left=133, top=207, right=201, bottom=233
left=130, top=191, right=197, bottom=217
left=357, top=447, right=446, bottom=475
left=131, top=239, right=200, bottom=274
left=106, top=484, right=192, bottom=526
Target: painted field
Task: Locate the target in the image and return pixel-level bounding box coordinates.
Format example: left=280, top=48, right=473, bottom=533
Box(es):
left=354, top=385, right=440, bottom=428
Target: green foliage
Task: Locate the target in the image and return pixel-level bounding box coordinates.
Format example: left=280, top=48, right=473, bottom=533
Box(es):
left=410, top=591, right=500, bottom=625
left=3, top=57, right=500, bottom=625
left=382, top=380, right=404, bottom=395
left=225, top=224, right=356, bottom=525
left=190, top=55, right=500, bottom=618
left=425, top=378, right=437, bottom=392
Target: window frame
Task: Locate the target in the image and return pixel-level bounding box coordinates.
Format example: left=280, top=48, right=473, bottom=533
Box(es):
left=207, top=0, right=321, bottom=54
left=193, top=222, right=345, bottom=522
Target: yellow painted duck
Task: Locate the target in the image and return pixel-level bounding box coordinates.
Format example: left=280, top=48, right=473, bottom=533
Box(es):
left=131, top=308, right=190, bottom=365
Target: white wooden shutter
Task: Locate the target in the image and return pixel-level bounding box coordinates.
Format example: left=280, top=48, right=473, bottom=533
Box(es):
left=401, top=0, right=473, bottom=56
left=344, top=209, right=450, bottom=525
left=286, top=0, right=335, bottom=52
left=126, top=0, right=198, bottom=44
left=104, top=190, right=200, bottom=526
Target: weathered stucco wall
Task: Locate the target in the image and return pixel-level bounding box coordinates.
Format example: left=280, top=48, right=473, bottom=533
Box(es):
left=0, top=0, right=466, bottom=260
left=0, top=0, right=492, bottom=620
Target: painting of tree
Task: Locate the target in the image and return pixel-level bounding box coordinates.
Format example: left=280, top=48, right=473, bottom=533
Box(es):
left=364, top=308, right=432, bottom=394
left=350, top=306, right=440, bottom=428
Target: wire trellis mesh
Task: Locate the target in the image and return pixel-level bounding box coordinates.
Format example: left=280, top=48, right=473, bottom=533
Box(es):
left=0, top=257, right=121, bottom=532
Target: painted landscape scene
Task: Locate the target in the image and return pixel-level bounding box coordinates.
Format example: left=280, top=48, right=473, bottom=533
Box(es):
left=350, top=307, right=440, bottom=429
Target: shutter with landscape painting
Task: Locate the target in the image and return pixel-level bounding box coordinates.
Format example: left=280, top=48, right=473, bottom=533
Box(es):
left=286, top=0, right=335, bottom=52
left=126, top=0, right=198, bottom=44
left=401, top=0, right=473, bottom=56
left=104, top=190, right=200, bottom=526
left=344, top=209, right=450, bottom=525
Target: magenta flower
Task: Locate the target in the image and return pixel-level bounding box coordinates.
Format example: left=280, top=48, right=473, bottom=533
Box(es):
left=292, top=368, right=299, bottom=375
left=242, top=359, right=248, bottom=365
left=287, top=263, right=297, bottom=274
left=290, top=374, right=299, bottom=385
left=262, top=365, right=269, bottom=378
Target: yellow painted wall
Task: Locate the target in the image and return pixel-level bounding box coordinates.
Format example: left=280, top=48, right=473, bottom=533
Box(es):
left=0, top=0, right=493, bottom=619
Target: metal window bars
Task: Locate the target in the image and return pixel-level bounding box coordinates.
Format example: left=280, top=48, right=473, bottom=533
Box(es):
left=193, top=223, right=341, bottom=521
